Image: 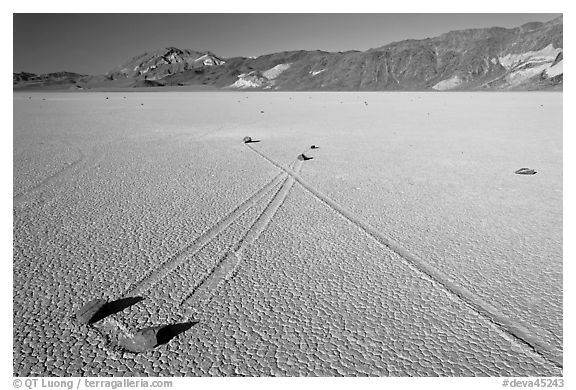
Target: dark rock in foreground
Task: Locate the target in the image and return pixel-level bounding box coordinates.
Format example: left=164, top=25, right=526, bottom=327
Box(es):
left=120, top=326, right=162, bottom=353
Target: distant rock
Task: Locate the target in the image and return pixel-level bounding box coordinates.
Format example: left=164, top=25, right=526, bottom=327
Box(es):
left=515, top=168, right=537, bottom=175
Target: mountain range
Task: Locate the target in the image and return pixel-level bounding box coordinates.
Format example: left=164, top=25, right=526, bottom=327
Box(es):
left=13, top=16, right=563, bottom=91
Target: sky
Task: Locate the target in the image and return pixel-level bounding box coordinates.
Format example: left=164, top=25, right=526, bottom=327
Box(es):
left=13, top=13, right=561, bottom=75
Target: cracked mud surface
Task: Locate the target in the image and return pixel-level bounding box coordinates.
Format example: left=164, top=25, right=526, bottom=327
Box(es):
left=13, top=92, right=562, bottom=376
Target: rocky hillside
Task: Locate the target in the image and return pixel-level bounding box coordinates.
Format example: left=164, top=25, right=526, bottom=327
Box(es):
left=13, top=71, right=87, bottom=89
left=14, top=16, right=562, bottom=91
left=106, top=47, right=225, bottom=81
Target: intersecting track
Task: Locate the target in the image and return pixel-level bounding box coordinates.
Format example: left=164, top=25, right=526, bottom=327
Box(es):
left=89, top=148, right=307, bottom=352
left=121, top=150, right=306, bottom=300
left=86, top=140, right=560, bottom=369
left=122, top=172, right=287, bottom=297
left=244, top=143, right=563, bottom=369
left=182, top=158, right=303, bottom=314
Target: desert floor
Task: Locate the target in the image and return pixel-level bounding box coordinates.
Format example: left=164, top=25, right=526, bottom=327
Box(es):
left=13, top=91, right=562, bottom=376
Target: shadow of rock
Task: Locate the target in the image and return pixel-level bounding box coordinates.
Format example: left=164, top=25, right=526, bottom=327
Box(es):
left=156, top=322, right=198, bottom=346
left=76, top=299, right=106, bottom=325
left=89, top=297, right=144, bottom=324
left=120, top=321, right=198, bottom=353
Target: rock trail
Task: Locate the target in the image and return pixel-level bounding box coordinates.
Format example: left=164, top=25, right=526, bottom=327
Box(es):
left=89, top=150, right=308, bottom=353
left=182, top=158, right=303, bottom=313
left=82, top=140, right=560, bottom=369
left=122, top=172, right=286, bottom=297
left=13, top=150, right=97, bottom=208
left=245, top=143, right=563, bottom=369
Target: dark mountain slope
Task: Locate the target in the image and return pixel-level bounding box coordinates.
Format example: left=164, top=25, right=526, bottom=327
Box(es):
left=13, top=16, right=562, bottom=91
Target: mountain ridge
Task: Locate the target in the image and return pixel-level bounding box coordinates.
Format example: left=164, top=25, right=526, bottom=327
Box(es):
left=14, top=16, right=562, bottom=91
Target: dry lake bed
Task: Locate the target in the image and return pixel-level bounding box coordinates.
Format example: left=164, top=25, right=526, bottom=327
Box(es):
left=13, top=91, right=562, bottom=376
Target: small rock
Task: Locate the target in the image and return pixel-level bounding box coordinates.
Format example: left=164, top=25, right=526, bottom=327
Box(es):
left=75, top=299, right=106, bottom=324
left=260, top=110, right=264, bottom=114
left=298, top=153, right=313, bottom=161
left=243, top=136, right=252, bottom=143
left=310, top=145, right=319, bottom=149
left=515, top=168, right=537, bottom=175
